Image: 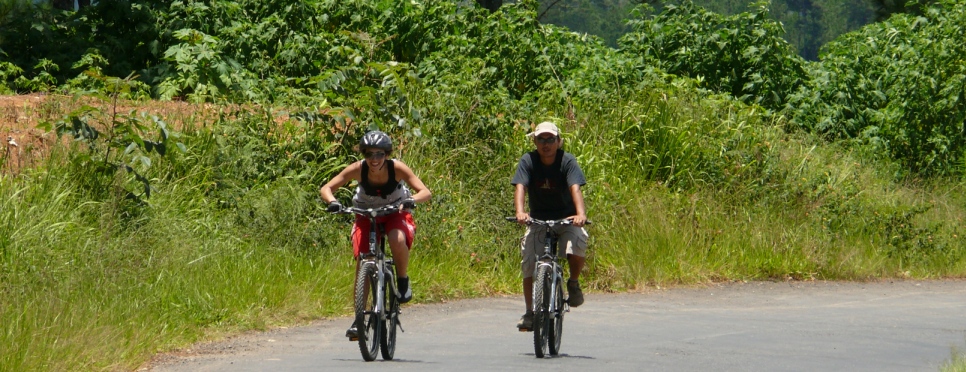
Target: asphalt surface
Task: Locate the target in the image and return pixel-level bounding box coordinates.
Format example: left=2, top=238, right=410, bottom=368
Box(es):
left=146, top=280, right=966, bottom=372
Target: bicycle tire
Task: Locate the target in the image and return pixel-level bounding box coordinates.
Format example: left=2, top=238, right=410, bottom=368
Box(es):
left=549, top=272, right=564, bottom=356
left=532, top=264, right=552, bottom=358
left=380, top=268, right=398, bottom=360
left=354, top=262, right=381, bottom=361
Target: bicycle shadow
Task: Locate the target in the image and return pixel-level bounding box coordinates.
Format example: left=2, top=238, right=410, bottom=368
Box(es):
left=521, top=353, right=595, bottom=360
left=333, top=358, right=427, bottom=363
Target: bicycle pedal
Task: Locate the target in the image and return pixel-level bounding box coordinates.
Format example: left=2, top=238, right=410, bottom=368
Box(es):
left=348, top=336, right=359, bottom=342
left=518, top=327, right=532, bottom=332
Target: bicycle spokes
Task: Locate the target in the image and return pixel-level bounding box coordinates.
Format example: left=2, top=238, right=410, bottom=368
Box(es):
left=355, top=264, right=381, bottom=361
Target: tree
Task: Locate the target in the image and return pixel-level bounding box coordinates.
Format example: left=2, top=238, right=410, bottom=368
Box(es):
left=868, top=0, right=936, bottom=20
left=50, top=0, right=92, bottom=11
left=620, top=1, right=808, bottom=110
left=476, top=0, right=503, bottom=12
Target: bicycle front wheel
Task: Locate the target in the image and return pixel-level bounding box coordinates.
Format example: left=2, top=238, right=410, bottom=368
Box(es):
left=549, top=272, right=564, bottom=356
left=532, top=264, right=552, bottom=358
left=354, top=263, right=381, bottom=361
left=380, top=268, right=398, bottom=360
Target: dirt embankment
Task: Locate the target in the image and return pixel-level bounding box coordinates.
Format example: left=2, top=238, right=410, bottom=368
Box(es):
left=0, top=94, right=227, bottom=174
left=1, top=94, right=57, bottom=173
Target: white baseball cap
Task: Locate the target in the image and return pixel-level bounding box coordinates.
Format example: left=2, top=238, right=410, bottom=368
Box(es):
left=528, top=121, right=560, bottom=137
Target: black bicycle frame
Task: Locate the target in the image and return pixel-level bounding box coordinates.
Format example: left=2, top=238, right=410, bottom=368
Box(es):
left=344, top=205, right=402, bottom=319
left=532, top=219, right=567, bottom=316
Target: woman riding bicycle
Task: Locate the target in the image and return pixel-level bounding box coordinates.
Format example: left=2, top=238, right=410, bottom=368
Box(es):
left=320, top=130, right=432, bottom=338
left=510, top=121, right=589, bottom=331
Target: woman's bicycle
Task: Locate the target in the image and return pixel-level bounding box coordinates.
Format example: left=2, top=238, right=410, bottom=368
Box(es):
left=506, top=217, right=589, bottom=358
left=335, top=204, right=406, bottom=361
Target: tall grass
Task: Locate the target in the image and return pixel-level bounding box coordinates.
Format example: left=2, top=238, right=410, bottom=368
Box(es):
left=2, top=87, right=965, bottom=371
left=944, top=343, right=966, bottom=372
left=1, top=149, right=353, bottom=370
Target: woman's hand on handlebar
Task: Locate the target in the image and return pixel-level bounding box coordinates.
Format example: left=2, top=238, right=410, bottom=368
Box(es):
left=401, top=197, right=416, bottom=211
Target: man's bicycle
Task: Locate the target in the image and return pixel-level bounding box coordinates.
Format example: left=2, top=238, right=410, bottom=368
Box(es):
left=506, top=217, right=589, bottom=358
left=336, top=204, right=406, bottom=361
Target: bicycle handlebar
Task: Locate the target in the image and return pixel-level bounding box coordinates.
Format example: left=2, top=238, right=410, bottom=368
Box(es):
left=504, top=217, right=592, bottom=226
left=336, top=203, right=407, bottom=217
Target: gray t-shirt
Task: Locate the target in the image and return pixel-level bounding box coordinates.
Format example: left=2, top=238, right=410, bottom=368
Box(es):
left=511, top=150, right=586, bottom=220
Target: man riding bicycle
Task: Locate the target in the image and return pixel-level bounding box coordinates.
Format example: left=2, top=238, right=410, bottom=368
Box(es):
left=320, top=130, right=432, bottom=339
left=510, top=121, right=589, bottom=330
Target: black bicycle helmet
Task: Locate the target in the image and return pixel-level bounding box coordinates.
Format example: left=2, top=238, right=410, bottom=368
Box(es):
left=359, top=130, right=393, bottom=153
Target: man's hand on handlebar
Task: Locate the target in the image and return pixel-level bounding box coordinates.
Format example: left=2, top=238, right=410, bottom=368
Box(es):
left=568, top=214, right=587, bottom=227
left=515, top=211, right=530, bottom=225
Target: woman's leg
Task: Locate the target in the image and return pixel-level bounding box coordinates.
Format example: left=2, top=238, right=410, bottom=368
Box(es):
left=386, top=229, right=409, bottom=277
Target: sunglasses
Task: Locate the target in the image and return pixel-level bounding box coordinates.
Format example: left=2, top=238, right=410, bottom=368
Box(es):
left=364, top=151, right=387, bottom=159
left=535, top=136, right=558, bottom=145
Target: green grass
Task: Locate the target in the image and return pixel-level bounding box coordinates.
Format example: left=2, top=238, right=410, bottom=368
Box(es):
left=943, top=344, right=966, bottom=372
left=2, top=89, right=965, bottom=371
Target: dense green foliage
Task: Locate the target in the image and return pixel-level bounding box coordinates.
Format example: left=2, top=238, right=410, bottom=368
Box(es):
left=867, top=0, right=938, bottom=20
left=488, top=0, right=878, bottom=60
left=684, top=0, right=875, bottom=60
left=620, top=1, right=807, bottom=111
left=0, top=0, right=161, bottom=88
left=788, top=0, right=966, bottom=176
left=2, top=0, right=966, bottom=370
left=538, top=0, right=635, bottom=48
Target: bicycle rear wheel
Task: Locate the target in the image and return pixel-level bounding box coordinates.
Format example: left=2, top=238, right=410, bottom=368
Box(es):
left=354, top=263, right=381, bottom=361
left=549, top=272, right=564, bottom=356
left=380, top=268, right=398, bottom=360
left=532, top=264, right=552, bottom=358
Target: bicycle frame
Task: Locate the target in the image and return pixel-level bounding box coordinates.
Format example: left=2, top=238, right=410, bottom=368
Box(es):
left=505, top=217, right=585, bottom=312
left=343, top=205, right=401, bottom=320
left=531, top=219, right=567, bottom=315
left=507, top=216, right=589, bottom=358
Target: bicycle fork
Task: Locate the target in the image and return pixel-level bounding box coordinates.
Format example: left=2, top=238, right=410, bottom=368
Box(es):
left=367, top=229, right=386, bottom=320
left=375, top=262, right=386, bottom=319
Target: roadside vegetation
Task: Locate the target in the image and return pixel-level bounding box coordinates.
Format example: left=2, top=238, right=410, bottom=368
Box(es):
left=1, top=0, right=965, bottom=370
left=944, top=345, right=966, bottom=372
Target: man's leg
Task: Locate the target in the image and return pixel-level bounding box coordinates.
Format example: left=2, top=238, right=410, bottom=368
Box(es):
left=523, top=276, right=533, bottom=310
left=561, top=225, right=588, bottom=307
left=567, top=254, right=585, bottom=281
left=518, top=228, right=537, bottom=330
left=517, top=276, right=534, bottom=330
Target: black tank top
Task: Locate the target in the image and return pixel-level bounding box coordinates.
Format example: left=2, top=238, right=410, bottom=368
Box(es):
left=360, top=160, right=399, bottom=198
left=526, top=150, right=574, bottom=219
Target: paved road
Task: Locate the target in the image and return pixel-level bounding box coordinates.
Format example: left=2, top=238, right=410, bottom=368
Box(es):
left=147, top=280, right=966, bottom=372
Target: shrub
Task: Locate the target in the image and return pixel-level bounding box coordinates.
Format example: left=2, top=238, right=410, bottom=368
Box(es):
left=619, top=0, right=807, bottom=111
left=787, top=0, right=966, bottom=177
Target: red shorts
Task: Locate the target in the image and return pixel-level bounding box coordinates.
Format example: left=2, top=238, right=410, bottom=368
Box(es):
left=351, top=211, right=416, bottom=258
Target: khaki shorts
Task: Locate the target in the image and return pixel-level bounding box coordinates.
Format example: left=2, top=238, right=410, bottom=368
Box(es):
left=520, top=224, right=588, bottom=279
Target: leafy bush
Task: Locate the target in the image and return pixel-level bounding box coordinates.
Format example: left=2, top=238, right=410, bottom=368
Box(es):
left=14, top=59, right=60, bottom=92
left=154, top=28, right=257, bottom=102
left=37, top=79, right=185, bottom=211
left=0, top=58, right=22, bottom=94
left=147, top=0, right=440, bottom=103
left=65, top=50, right=152, bottom=99
left=0, top=0, right=160, bottom=85
left=787, top=0, right=966, bottom=177
left=619, top=0, right=807, bottom=111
